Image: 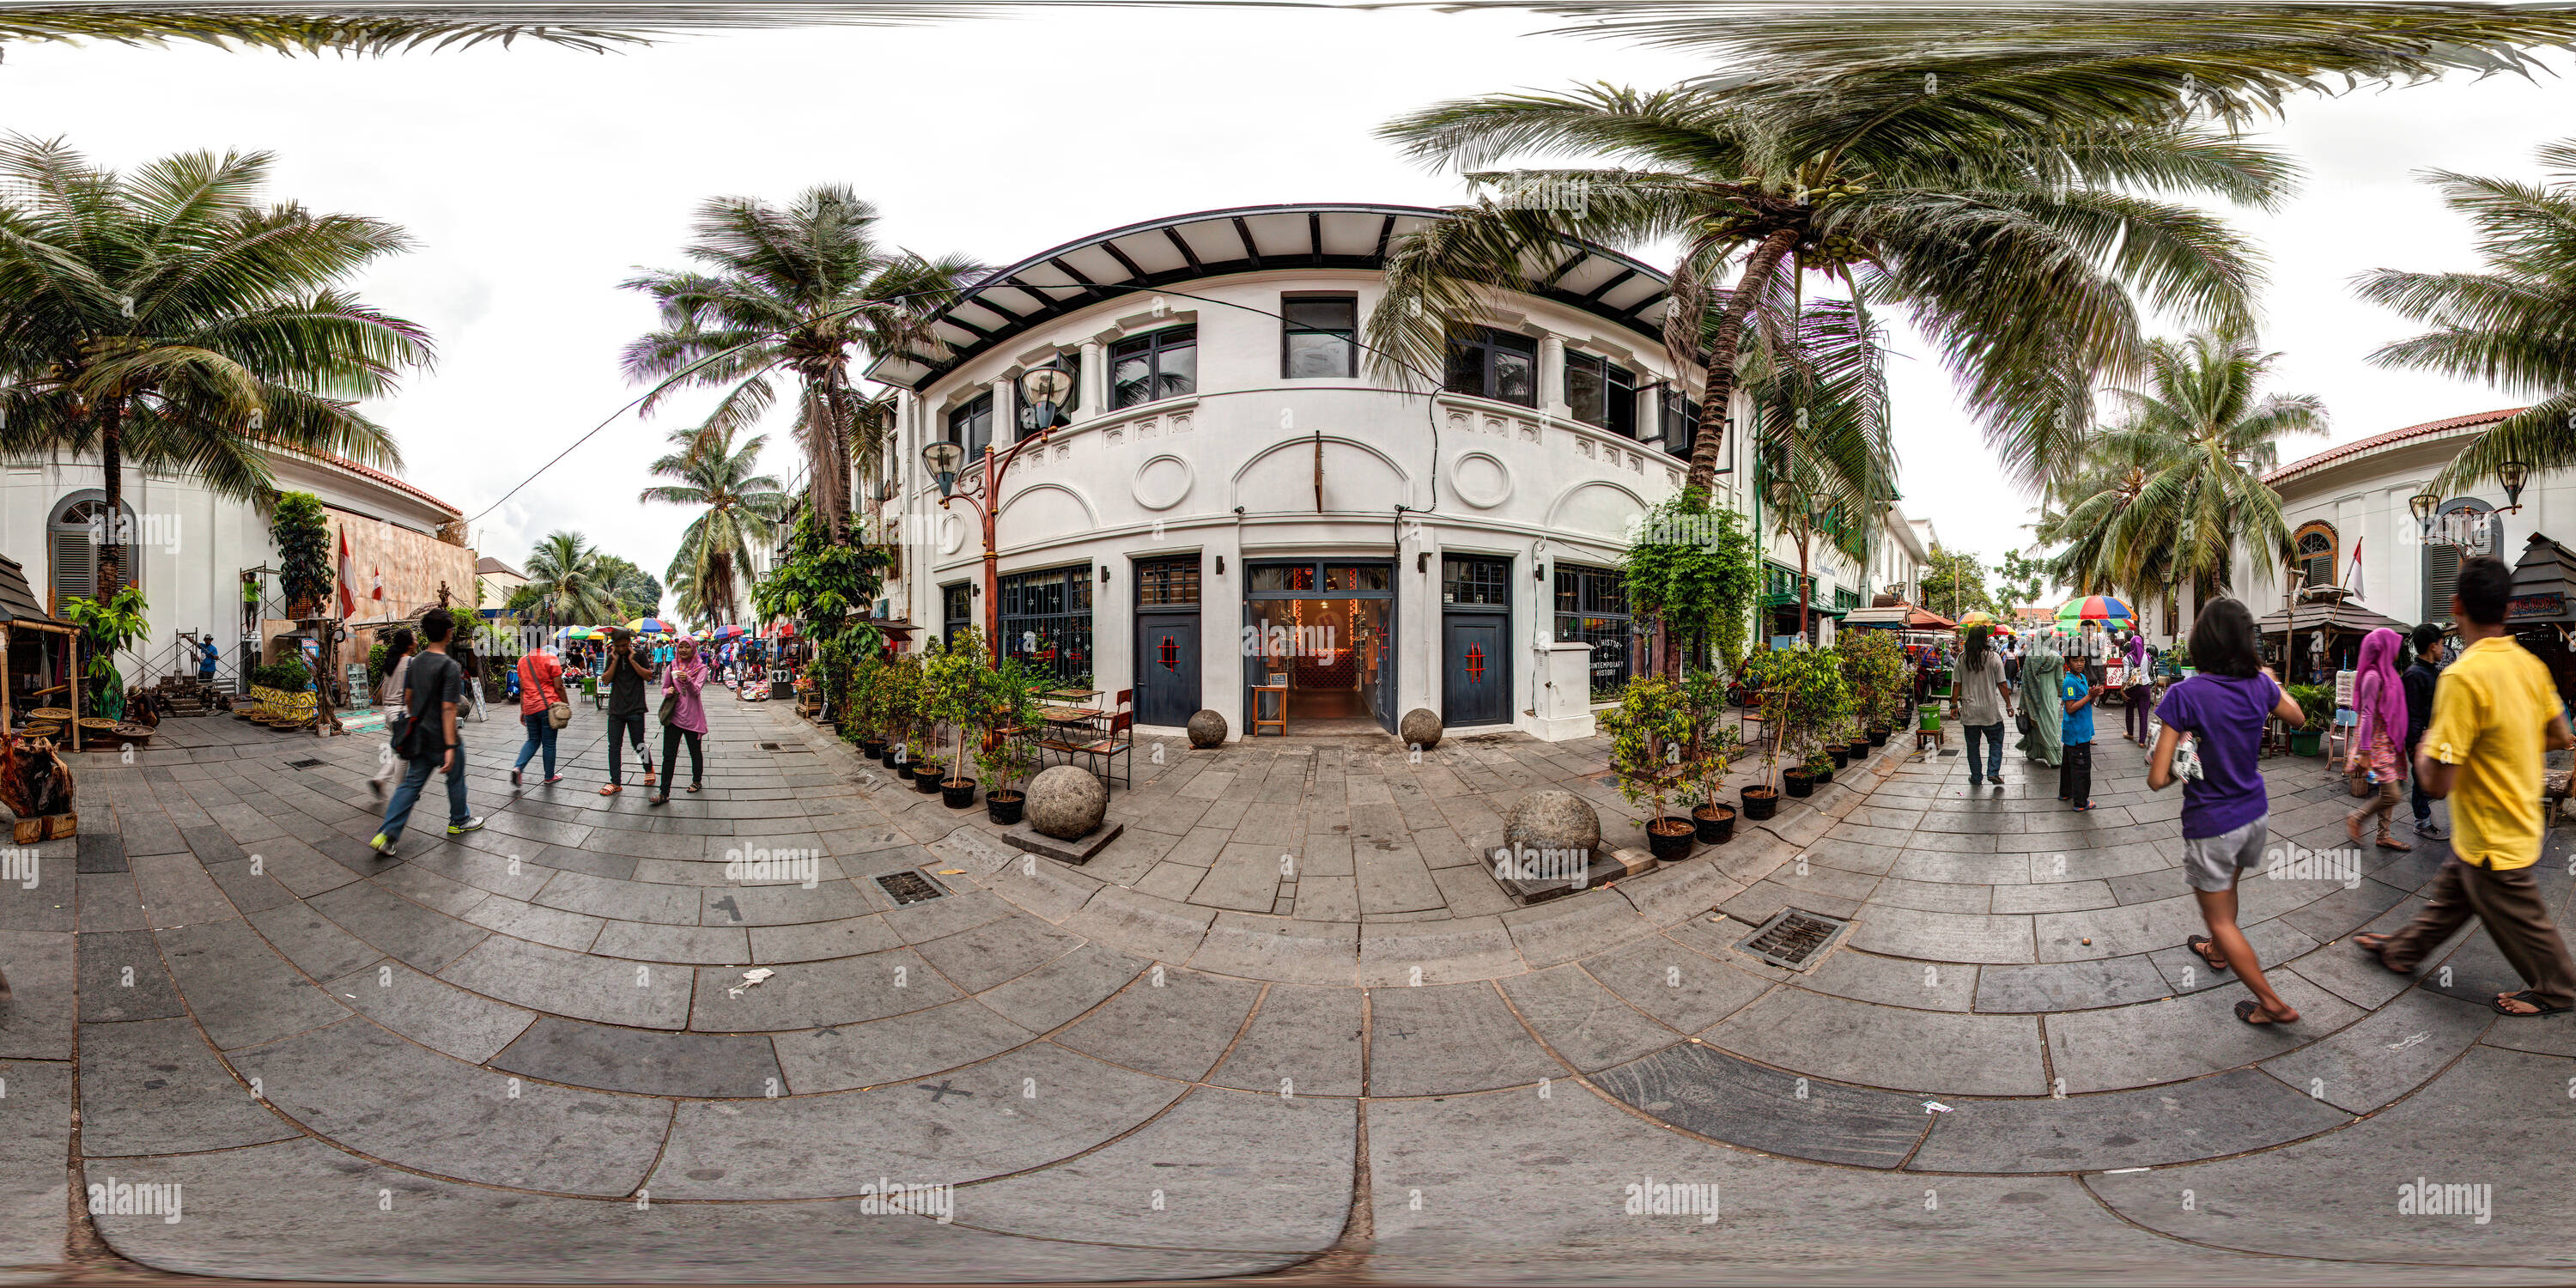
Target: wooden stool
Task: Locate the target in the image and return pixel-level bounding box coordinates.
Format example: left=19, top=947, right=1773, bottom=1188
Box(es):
left=1915, top=709, right=1945, bottom=752
left=1251, top=683, right=1288, bottom=738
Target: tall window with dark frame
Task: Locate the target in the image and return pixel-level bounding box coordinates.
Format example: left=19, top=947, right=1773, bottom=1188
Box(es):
left=1661, top=389, right=1702, bottom=458
left=1565, top=352, right=1638, bottom=438
left=999, top=565, right=1093, bottom=689
left=1442, top=555, right=1511, bottom=606
left=1281, top=295, right=1358, bottom=379
left=1110, top=326, right=1197, bottom=408
left=1012, top=353, right=1081, bottom=440
left=941, top=582, right=972, bottom=649
left=1555, top=564, right=1640, bottom=700
left=1134, top=556, right=1200, bottom=606
left=1443, top=327, right=1538, bottom=407
left=2292, top=523, right=2336, bottom=592
left=946, top=392, right=993, bottom=460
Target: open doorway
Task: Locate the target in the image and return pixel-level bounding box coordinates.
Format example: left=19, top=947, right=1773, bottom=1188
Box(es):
left=1244, top=560, right=1395, bottom=734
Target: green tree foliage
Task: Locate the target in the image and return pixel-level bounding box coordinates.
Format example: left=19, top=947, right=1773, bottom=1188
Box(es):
left=1598, top=674, right=1693, bottom=828
left=1920, top=544, right=1994, bottom=620
left=1622, top=495, right=1761, bottom=670
left=270, top=492, right=333, bottom=612
left=1994, top=550, right=2052, bottom=617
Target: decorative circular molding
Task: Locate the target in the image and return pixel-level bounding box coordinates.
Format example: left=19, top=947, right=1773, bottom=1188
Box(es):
left=1453, top=451, right=1513, bottom=509
left=938, top=509, right=968, bottom=556
left=1133, top=453, right=1194, bottom=511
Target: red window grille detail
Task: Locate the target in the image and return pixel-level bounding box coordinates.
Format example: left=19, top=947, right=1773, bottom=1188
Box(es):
left=1158, top=635, right=1179, bottom=671
left=1466, top=645, right=1485, bottom=682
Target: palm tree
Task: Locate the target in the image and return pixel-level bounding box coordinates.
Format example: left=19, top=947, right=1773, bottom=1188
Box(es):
left=0, top=137, right=431, bottom=589
left=622, top=188, right=979, bottom=542
left=516, top=531, right=622, bottom=628
left=642, top=425, right=787, bottom=625
left=1368, top=84, right=2291, bottom=497
left=2042, top=327, right=2325, bottom=612
left=1741, top=297, right=1897, bottom=641
left=2359, top=138, right=2576, bottom=491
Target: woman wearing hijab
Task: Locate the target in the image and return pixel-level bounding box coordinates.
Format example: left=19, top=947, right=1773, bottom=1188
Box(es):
left=2346, top=626, right=2412, bottom=851
left=2017, top=637, right=2065, bottom=768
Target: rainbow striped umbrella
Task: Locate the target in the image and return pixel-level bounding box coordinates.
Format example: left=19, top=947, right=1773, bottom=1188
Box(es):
left=626, top=617, right=676, bottom=636
left=2055, top=595, right=2132, bottom=623
left=1956, top=611, right=2015, bottom=634
left=708, top=624, right=750, bottom=641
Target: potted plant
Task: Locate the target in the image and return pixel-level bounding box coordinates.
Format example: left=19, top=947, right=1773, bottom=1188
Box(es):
left=1837, top=629, right=1905, bottom=748
left=270, top=492, right=333, bottom=620
left=1735, top=649, right=1783, bottom=820
left=882, top=653, right=926, bottom=771
left=1680, top=669, right=1739, bottom=844
left=1599, top=675, right=1696, bottom=862
left=2286, top=683, right=2332, bottom=756
left=848, top=654, right=889, bottom=757
left=978, top=657, right=1046, bottom=825
left=1771, top=646, right=1852, bottom=798
left=921, top=630, right=993, bottom=808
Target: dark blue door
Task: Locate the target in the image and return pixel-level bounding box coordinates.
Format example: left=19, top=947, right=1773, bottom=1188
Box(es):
left=1442, top=614, right=1508, bottom=727
left=1136, top=617, right=1199, bottom=727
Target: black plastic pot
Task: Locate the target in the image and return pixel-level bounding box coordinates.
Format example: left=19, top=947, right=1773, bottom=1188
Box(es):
left=1692, top=804, right=1736, bottom=845
left=860, top=738, right=886, bottom=758
left=1740, top=787, right=1779, bottom=820
left=913, top=763, right=945, bottom=793
left=879, top=746, right=902, bottom=769
left=1783, top=769, right=1816, bottom=799
left=1868, top=726, right=1891, bottom=746
left=987, top=790, right=1025, bottom=826
left=1828, top=745, right=1850, bottom=769
left=1815, top=763, right=1835, bottom=785
left=1848, top=738, right=1873, bottom=761
left=941, top=777, right=978, bottom=809
left=1646, top=817, right=1696, bottom=863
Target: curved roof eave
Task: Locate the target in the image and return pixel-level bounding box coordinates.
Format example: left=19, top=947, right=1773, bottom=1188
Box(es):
left=863, top=203, right=1677, bottom=392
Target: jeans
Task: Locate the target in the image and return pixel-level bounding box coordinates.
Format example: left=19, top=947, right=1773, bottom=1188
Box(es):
left=2059, top=739, right=2093, bottom=806
left=661, top=725, right=704, bottom=790
left=514, top=712, right=558, bottom=776
left=379, top=750, right=467, bottom=843
left=1964, top=721, right=2005, bottom=781
left=607, top=713, right=648, bottom=784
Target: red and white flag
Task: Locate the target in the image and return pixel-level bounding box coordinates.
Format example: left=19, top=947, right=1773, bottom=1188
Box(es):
left=372, top=566, right=385, bottom=602
left=2347, top=538, right=2367, bottom=602
left=336, top=528, right=356, bottom=617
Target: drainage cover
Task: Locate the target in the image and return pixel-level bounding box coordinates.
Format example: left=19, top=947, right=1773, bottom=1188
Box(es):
left=877, top=872, right=945, bottom=905
left=284, top=758, right=325, bottom=769
left=1736, top=908, right=1850, bottom=970
left=1938, top=748, right=1960, bottom=756
left=759, top=742, right=783, bottom=750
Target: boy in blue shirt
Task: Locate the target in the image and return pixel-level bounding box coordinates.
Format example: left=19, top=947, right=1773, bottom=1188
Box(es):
left=2061, top=669, right=2097, bottom=809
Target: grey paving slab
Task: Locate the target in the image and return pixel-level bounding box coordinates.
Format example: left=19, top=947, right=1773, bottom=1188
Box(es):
left=1577, top=933, right=1774, bottom=1036
left=233, top=1017, right=667, bottom=1195
left=77, top=1017, right=297, bottom=1157
left=308, top=880, right=489, bottom=973
left=459, top=893, right=607, bottom=953
left=1847, top=904, right=2035, bottom=964
left=127, top=849, right=237, bottom=929
left=1799, top=946, right=1979, bottom=1012
left=493, top=1015, right=783, bottom=1097
left=2261, top=985, right=2495, bottom=1114
left=1974, top=956, right=2174, bottom=1013
left=1590, top=1038, right=1929, bottom=1168
left=1055, top=963, right=1262, bottom=1079
left=322, top=957, right=537, bottom=1063
left=77, top=927, right=183, bottom=1024
left=439, top=933, right=694, bottom=1030
left=1364, top=981, right=1560, bottom=1096
left=1188, top=911, right=1359, bottom=985
left=770, top=997, right=1036, bottom=1094
left=912, top=914, right=1084, bottom=993
left=1710, top=987, right=2046, bottom=1096
left=690, top=950, right=959, bottom=1032
left=589, top=919, right=751, bottom=965
left=2144, top=918, right=2328, bottom=995
left=1060, top=886, right=1213, bottom=963
left=2044, top=973, right=2368, bottom=1093
left=1498, top=963, right=1680, bottom=1072
left=155, top=917, right=350, bottom=1050
left=1910, top=1066, right=2349, bottom=1172
left=0, top=1057, right=68, bottom=1268
left=1358, top=915, right=1522, bottom=985
left=1206, top=981, right=1364, bottom=1097
left=0, top=928, right=73, bottom=1060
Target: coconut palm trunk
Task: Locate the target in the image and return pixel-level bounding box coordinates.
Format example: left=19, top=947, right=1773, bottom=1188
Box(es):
left=97, top=401, right=125, bottom=592
left=1688, top=228, right=1800, bottom=499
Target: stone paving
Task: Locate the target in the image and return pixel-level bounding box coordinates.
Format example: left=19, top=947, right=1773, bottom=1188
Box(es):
left=2, top=691, right=2573, bottom=1284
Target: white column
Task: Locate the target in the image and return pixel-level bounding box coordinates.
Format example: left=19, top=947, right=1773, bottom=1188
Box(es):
left=1539, top=336, right=1568, bottom=417
left=1078, top=340, right=1106, bottom=422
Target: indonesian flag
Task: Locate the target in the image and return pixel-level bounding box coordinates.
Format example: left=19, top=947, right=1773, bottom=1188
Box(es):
left=2347, top=538, right=2367, bottom=601
left=336, top=528, right=356, bottom=617
left=372, top=566, right=385, bottom=602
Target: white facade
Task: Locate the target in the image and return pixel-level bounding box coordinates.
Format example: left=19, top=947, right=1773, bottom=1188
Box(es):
left=2236, top=407, right=2530, bottom=631
left=864, top=204, right=1906, bottom=741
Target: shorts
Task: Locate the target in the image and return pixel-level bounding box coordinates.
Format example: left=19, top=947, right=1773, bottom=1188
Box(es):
left=2183, top=816, right=2269, bottom=892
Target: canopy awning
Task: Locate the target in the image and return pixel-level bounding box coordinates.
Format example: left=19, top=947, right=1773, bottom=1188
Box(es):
left=2507, top=531, right=2576, bottom=624
left=1841, top=605, right=1958, bottom=630
left=2252, top=598, right=2412, bottom=638
left=0, top=555, right=74, bottom=634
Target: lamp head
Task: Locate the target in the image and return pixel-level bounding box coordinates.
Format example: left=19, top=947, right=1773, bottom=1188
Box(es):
left=2409, top=490, right=2439, bottom=525
left=921, top=440, right=963, bottom=498
left=1018, top=366, right=1072, bottom=433
left=2500, top=459, right=2531, bottom=510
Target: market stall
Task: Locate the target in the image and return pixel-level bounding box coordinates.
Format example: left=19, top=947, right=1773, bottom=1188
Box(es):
left=0, top=554, right=81, bottom=743
left=2506, top=531, right=2576, bottom=712
left=2253, top=591, right=2414, bottom=686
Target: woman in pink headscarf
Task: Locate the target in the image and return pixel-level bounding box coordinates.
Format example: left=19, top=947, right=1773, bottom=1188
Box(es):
left=2347, top=626, right=2412, bottom=851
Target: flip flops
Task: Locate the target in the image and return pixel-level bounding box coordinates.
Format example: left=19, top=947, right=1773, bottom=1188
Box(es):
left=2188, top=934, right=2230, bottom=973
left=2492, top=990, right=2573, bottom=1018
left=2234, top=999, right=2294, bottom=1026
left=2352, top=933, right=2411, bottom=975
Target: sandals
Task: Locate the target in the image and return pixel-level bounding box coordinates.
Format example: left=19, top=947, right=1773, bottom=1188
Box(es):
left=2353, top=933, right=2412, bottom=975
left=599, top=784, right=622, bottom=796
left=687, top=782, right=702, bottom=793
left=2492, top=990, right=2573, bottom=1018
left=648, top=793, right=669, bottom=806
left=2188, top=934, right=2231, bottom=973
left=2234, top=999, right=2295, bottom=1026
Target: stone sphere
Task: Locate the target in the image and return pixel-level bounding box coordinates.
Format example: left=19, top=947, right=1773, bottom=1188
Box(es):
left=1025, top=765, right=1109, bottom=840
left=1400, top=707, right=1443, bottom=750
left=1504, top=789, right=1600, bottom=858
left=1187, top=708, right=1228, bottom=749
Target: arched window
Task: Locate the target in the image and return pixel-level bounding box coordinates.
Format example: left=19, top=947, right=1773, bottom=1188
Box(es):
left=2291, top=521, right=2336, bottom=593
left=47, top=489, right=139, bottom=613
left=2422, top=498, right=2502, bottom=621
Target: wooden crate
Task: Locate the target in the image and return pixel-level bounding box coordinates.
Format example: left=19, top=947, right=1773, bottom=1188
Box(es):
left=10, top=813, right=72, bottom=844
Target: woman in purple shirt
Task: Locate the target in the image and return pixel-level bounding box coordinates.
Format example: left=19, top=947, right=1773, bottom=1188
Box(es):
left=650, top=638, right=711, bottom=805
left=2148, top=597, right=2310, bottom=1026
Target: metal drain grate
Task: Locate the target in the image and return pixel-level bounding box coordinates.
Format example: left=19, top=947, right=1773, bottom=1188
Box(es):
left=284, top=758, right=325, bottom=769
left=759, top=742, right=783, bottom=750
left=1937, top=749, right=1960, bottom=756
left=1735, top=908, right=1850, bottom=970
left=876, top=871, right=945, bottom=905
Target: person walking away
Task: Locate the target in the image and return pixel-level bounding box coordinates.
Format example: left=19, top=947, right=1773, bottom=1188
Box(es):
left=2403, top=623, right=2446, bottom=838
left=369, top=609, right=481, bottom=857
left=2148, top=595, right=2309, bottom=1025
left=600, top=629, right=657, bottom=796
left=2060, top=658, right=2097, bottom=809
left=651, top=638, right=710, bottom=805
left=2123, top=629, right=2154, bottom=745
left=368, top=628, right=416, bottom=796
left=2356, top=556, right=2576, bottom=1017
left=2016, top=639, right=2065, bottom=769
left=513, top=645, right=567, bottom=787
left=1955, top=626, right=2014, bottom=789
left=2345, top=626, right=2413, bottom=853
left=2002, top=629, right=2022, bottom=685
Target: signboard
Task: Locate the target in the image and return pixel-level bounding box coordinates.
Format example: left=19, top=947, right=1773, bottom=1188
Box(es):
left=2509, top=592, right=2565, bottom=622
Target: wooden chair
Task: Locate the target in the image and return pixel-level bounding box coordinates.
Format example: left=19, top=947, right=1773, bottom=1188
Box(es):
left=1072, top=690, right=1134, bottom=788
left=1251, top=676, right=1288, bottom=738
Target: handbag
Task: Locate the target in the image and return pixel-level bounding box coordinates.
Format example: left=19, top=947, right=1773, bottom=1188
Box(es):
left=2015, top=711, right=2034, bottom=736
left=548, top=699, right=572, bottom=730
left=659, top=690, right=678, bottom=727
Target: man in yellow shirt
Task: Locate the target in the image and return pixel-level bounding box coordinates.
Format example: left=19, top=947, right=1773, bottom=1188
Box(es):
left=2358, top=556, right=2575, bottom=1015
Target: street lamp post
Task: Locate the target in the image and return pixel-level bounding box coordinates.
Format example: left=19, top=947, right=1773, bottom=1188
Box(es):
left=922, top=366, right=1073, bottom=664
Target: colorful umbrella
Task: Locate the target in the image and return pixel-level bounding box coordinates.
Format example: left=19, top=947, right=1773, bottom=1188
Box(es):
left=2055, top=596, right=2132, bottom=623
left=770, top=622, right=798, bottom=638
left=626, top=617, right=676, bottom=636
left=708, top=624, right=750, bottom=640
left=1956, top=611, right=2015, bottom=634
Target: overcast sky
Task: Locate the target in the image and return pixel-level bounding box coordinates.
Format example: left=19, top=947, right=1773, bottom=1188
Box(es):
left=7, top=11, right=2572, bottom=605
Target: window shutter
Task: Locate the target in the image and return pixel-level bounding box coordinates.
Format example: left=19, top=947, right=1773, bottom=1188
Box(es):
left=2425, top=544, right=2460, bottom=620
left=51, top=532, right=94, bottom=612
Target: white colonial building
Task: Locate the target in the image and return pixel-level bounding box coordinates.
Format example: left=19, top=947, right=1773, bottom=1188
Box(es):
left=864, top=204, right=1922, bottom=741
